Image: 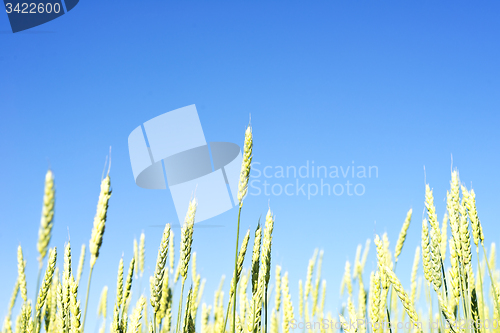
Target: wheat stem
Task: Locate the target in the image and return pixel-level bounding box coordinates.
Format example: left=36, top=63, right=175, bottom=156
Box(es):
left=232, top=206, right=242, bottom=333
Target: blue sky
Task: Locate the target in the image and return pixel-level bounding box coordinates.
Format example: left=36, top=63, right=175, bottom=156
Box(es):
left=1, top=0, right=500, bottom=329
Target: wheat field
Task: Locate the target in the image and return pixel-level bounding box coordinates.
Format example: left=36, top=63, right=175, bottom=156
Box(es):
left=2, top=124, right=498, bottom=333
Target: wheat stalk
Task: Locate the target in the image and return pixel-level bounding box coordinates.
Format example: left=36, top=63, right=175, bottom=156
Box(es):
left=229, top=123, right=253, bottom=333
left=258, top=208, right=275, bottom=333
left=35, top=169, right=56, bottom=309
left=175, top=199, right=197, bottom=333
left=223, top=230, right=251, bottom=332
left=83, top=174, right=111, bottom=331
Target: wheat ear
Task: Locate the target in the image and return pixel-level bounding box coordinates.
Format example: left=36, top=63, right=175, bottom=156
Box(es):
left=305, top=249, right=318, bottom=298
left=342, top=261, right=352, bottom=299
left=312, top=250, right=324, bottom=316
left=231, top=230, right=251, bottom=298
left=37, top=169, right=55, bottom=263
left=62, top=242, right=72, bottom=327
left=151, top=223, right=171, bottom=318
left=383, top=266, right=419, bottom=326
left=169, top=230, right=175, bottom=275
left=251, top=224, right=262, bottom=295
left=298, top=280, right=304, bottom=319
left=129, top=296, right=146, bottom=333
left=17, top=246, right=28, bottom=303
left=76, top=244, right=85, bottom=286
left=259, top=208, right=275, bottom=333
left=158, top=267, right=170, bottom=322
left=281, top=272, right=293, bottom=333
left=229, top=123, right=253, bottom=333
left=69, top=275, right=81, bottom=333
left=425, top=185, right=441, bottom=243
left=421, top=219, right=432, bottom=284
left=275, top=265, right=282, bottom=313
left=36, top=170, right=55, bottom=306
left=2, top=278, right=19, bottom=333
left=369, top=271, right=380, bottom=325
left=237, top=125, right=253, bottom=205
left=449, top=236, right=461, bottom=308
left=410, top=246, right=420, bottom=306
left=83, top=174, right=111, bottom=331
left=139, top=232, right=145, bottom=277
left=120, top=256, right=135, bottom=322
left=360, top=239, right=371, bottom=275
left=89, top=175, right=111, bottom=269
left=117, top=258, right=124, bottom=308
left=98, top=286, right=108, bottom=318
left=441, top=214, right=448, bottom=261
left=223, top=229, right=251, bottom=332
left=395, top=208, right=412, bottom=263
left=35, top=247, right=57, bottom=331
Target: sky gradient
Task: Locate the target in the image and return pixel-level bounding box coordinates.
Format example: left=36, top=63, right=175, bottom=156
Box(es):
left=1, top=0, right=499, bottom=329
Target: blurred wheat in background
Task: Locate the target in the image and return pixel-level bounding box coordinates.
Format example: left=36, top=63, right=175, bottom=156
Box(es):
left=2, top=125, right=497, bottom=333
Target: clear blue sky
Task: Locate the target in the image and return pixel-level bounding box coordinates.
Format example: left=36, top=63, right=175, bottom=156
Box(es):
left=1, top=0, right=499, bottom=329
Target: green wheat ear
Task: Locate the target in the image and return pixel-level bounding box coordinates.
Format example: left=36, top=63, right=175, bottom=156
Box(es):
left=237, top=125, right=253, bottom=205
left=17, top=245, right=28, bottom=303
left=230, top=230, right=251, bottom=298
left=383, top=266, right=419, bottom=326
left=394, top=208, right=412, bottom=263
left=83, top=173, right=112, bottom=331
left=139, top=232, right=145, bottom=277
left=37, top=169, right=55, bottom=264
left=89, top=175, right=111, bottom=269
left=97, top=286, right=108, bottom=318
left=76, top=244, right=85, bottom=286
left=151, top=223, right=171, bottom=314
left=36, top=247, right=57, bottom=318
